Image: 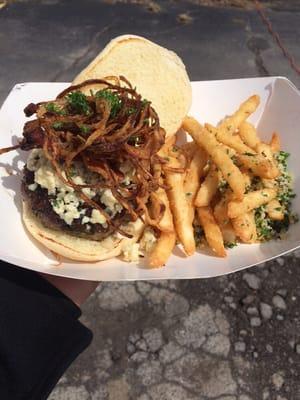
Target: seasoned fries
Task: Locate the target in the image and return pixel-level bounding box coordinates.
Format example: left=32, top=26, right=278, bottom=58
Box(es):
left=206, top=123, right=254, bottom=155
left=266, top=199, right=284, bottom=221
left=182, top=117, right=245, bottom=199
left=228, top=188, right=277, bottom=218
left=195, top=162, right=219, bottom=207
left=270, top=132, right=281, bottom=153
left=214, top=190, right=233, bottom=227
left=144, top=93, right=296, bottom=267
left=148, top=231, right=176, bottom=268
left=164, top=154, right=196, bottom=256
left=218, top=95, right=260, bottom=135
left=237, top=153, right=279, bottom=179
left=256, top=142, right=279, bottom=177
left=239, top=121, right=260, bottom=149
left=232, top=212, right=257, bottom=243
left=184, top=147, right=208, bottom=221
left=197, top=207, right=226, bottom=257
left=150, top=188, right=174, bottom=232
left=158, top=134, right=177, bottom=156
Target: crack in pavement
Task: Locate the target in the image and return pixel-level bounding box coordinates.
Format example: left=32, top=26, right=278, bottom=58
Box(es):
left=50, top=24, right=112, bottom=82
left=247, top=36, right=270, bottom=76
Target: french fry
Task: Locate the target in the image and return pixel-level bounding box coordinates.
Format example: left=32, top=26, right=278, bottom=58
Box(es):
left=197, top=206, right=226, bottom=257
left=218, top=95, right=260, bottom=135
left=237, top=153, right=279, bottom=179
left=232, top=211, right=257, bottom=243
left=206, top=123, right=254, bottom=155
left=243, top=172, right=252, bottom=189
left=256, top=142, right=279, bottom=177
left=148, top=231, right=176, bottom=268
left=164, top=155, right=196, bottom=256
left=182, top=117, right=245, bottom=199
left=209, top=145, right=245, bottom=199
left=213, top=193, right=237, bottom=243
left=214, top=190, right=233, bottom=227
left=184, top=147, right=208, bottom=222
left=222, top=144, right=236, bottom=159
left=269, top=132, right=281, bottom=153
left=163, top=134, right=177, bottom=151
left=262, top=178, right=276, bottom=189
left=221, top=222, right=237, bottom=243
left=239, top=121, right=260, bottom=149
left=213, top=190, right=236, bottom=243
left=158, top=134, right=177, bottom=158
left=256, top=142, right=276, bottom=161
left=195, top=163, right=219, bottom=207
left=228, top=188, right=277, bottom=218
left=150, top=188, right=174, bottom=232
left=266, top=199, right=284, bottom=221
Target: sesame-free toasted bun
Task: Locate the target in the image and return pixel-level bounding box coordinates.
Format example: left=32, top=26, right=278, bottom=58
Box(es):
left=22, top=202, right=144, bottom=262
left=73, top=34, right=192, bottom=138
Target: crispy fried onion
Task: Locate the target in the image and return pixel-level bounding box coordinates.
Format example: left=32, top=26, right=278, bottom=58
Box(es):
left=1, top=77, right=167, bottom=237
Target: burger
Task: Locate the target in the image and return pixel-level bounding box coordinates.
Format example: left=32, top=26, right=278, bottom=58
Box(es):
left=1, top=35, right=191, bottom=262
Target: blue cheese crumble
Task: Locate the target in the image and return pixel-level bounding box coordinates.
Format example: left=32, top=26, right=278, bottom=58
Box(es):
left=120, top=161, right=136, bottom=186
left=121, top=227, right=157, bottom=262
left=26, top=149, right=126, bottom=226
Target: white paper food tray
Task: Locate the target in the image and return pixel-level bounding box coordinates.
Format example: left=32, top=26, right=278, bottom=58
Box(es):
left=0, top=77, right=299, bottom=281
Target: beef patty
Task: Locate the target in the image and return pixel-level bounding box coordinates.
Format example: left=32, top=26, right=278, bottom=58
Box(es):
left=22, top=167, right=130, bottom=241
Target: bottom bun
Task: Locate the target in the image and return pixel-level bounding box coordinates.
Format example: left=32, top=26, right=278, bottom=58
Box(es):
left=22, top=201, right=144, bottom=262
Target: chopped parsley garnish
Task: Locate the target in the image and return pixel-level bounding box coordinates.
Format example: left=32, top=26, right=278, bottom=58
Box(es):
left=142, top=99, right=150, bottom=107
left=127, top=107, right=136, bottom=115
left=276, top=151, right=289, bottom=166
left=255, top=206, right=274, bottom=241
left=225, top=241, right=237, bottom=249
left=274, top=151, right=295, bottom=209
left=253, top=151, right=298, bottom=241
left=95, top=89, right=121, bottom=118
left=52, top=121, right=64, bottom=130
left=66, top=91, right=91, bottom=115
left=45, top=102, right=66, bottom=115
left=126, top=99, right=149, bottom=116
left=185, top=192, right=192, bottom=197
left=231, top=155, right=238, bottom=165
left=243, top=152, right=255, bottom=156
left=79, top=124, right=91, bottom=134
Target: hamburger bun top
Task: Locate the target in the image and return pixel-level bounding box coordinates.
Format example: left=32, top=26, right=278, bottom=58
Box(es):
left=73, top=34, right=192, bottom=138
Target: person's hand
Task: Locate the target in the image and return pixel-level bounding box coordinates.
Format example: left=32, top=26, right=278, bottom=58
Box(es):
left=40, top=273, right=99, bottom=307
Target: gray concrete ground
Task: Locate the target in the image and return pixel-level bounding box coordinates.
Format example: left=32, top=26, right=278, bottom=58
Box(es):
left=1, top=0, right=300, bottom=399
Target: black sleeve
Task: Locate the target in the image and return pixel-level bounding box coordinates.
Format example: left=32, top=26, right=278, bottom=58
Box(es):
left=0, top=261, right=93, bottom=400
